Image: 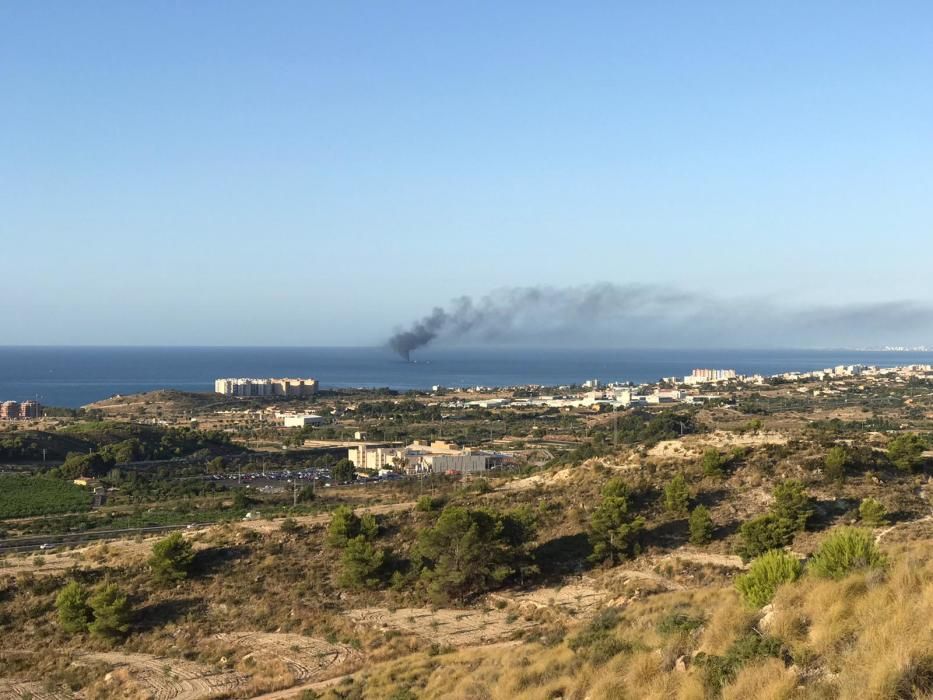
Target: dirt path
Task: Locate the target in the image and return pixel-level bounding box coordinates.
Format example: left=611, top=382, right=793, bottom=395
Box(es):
left=661, top=550, right=747, bottom=570
left=490, top=579, right=608, bottom=619
left=0, top=680, right=73, bottom=700
left=72, top=632, right=358, bottom=700
left=78, top=651, right=246, bottom=699
left=213, top=631, right=360, bottom=683
left=875, top=514, right=933, bottom=544
left=346, top=606, right=536, bottom=646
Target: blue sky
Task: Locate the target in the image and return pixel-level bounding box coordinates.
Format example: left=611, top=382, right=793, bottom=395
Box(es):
left=2, top=2, right=932, bottom=346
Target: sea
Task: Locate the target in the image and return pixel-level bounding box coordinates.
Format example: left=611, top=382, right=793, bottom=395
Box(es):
left=1, top=346, right=932, bottom=409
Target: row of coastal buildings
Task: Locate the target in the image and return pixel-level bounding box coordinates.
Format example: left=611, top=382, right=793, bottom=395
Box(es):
left=214, top=377, right=318, bottom=398
left=349, top=440, right=511, bottom=475
left=1, top=400, right=42, bottom=420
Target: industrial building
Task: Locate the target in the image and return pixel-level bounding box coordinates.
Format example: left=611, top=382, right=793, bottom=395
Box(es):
left=277, top=413, right=327, bottom=428
left=348, top=439, right=509, bottom=475
left=214, top=377, right=319, bottom=398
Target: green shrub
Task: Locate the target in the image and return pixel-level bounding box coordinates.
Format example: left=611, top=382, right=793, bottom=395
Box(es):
left=657, top=610, right=705, bottom=636
left=701, top=449, right=725, bottom=478
left=279, top=517, right=301, bottom=533
left=809, top=528, right=886, bottom=579
left=416, top=506, right=535, bottom=603
left=887, top=433, right=927, bottom=471
left=55, top=581, right=91, bottom=634
left=824, top=445, right=852, bottom=483
left=736, top=480, right=812, bottom=561
left=695, top=632, right=784, bottom=692
left=688, top=505, right=714, bottom=545
left=588, top=479, right=645, bottom=564
left=328, top=506, right=378, bottom=547
left=663, top=473, right=690, bottom=516
left=338, top=535, right=387, bottom=589
left=88, top=584, right=132, bottom=639
left=858, top=498, right=888, bottom=527
left=736, top=514, right=792, bottom=562
left=416, top=495, right=443, bottom=512
left=771, top=480, right=812, bottom=531
left=149, top=532, right=195, bottom=584
left=735, top=550, right=802, bottom=608
left=568, top=608, right=632, bottom=664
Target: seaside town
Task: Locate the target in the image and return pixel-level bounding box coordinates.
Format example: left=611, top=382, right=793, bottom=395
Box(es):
left=6, top=362, right=931, bottom=425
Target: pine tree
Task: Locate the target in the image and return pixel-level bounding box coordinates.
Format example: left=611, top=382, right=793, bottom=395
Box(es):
left=858, top=497, right=888, bottom=527
left=689, top=505, right=714, bottom=545
left=88, top=584, right=132, bottom=639
left=701, top=449, right=725, bottom=478
left=149, top=532, right=195, bottom=584
left=663, top=473, right=690, bottom=516
left=55, top=581, right=91, bottom=634
left=339, top=536, right=386, bottom=589
left=588, top=478, right=645, bottom=564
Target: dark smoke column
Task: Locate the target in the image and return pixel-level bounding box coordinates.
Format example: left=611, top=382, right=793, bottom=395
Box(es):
left=387, top=307, right=449, bottom=360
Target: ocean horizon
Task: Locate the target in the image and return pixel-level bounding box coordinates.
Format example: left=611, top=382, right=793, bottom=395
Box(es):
left=2, top=346, right=932, bottom=409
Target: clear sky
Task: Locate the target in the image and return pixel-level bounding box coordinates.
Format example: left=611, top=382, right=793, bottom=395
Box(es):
left=2, top=2, right=932, bottom=346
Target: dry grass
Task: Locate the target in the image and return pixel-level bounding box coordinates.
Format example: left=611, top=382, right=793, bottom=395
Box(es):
left=313, top=539, right=932, bottom=700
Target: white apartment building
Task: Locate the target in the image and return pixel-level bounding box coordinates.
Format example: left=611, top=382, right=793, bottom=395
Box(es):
left=215, top=377, right=319, bottom=398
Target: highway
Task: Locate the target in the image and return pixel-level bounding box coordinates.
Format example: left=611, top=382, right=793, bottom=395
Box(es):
left=0, top=524, right=193, bottom=554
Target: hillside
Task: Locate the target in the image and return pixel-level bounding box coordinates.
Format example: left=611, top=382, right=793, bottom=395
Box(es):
left=1, top=381, right=932, bottom=699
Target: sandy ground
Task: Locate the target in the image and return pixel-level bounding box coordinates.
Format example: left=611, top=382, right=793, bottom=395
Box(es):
left=489, top=578, right=608, bottom=619
left=0, top=680, right=73, bottom=700
left=346, top=606, right=537, bottom=646
left=78, top=651, right=245, bottom=699
left=5, top=633, right=360, bottom=700
left=647, top=430, right=788, bottom=460
left=213, top=631, right=360, bottom=683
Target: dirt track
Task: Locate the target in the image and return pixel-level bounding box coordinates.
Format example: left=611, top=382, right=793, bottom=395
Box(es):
left=346, top=606, right=536, bottom=646
left=214, top=631, right=360, bottom=683
left=78, top=651, right=246, bottom=699
left=0, top=680, right=73, bottom=700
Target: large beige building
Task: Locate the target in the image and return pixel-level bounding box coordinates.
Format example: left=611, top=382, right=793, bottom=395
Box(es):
left=0, top=400, right=41, bottom=420
left=348, top=440, right=505, bottom=475
left=214, top=377, right=319, bottom=398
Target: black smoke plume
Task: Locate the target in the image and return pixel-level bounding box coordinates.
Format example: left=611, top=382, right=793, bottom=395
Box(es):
left=387, top=283, right=933, bottom=359
left=387, top=284, right=697, bottom=359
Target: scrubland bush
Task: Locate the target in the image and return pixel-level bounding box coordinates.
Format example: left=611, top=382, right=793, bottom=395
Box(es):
left=87, top=584, right=132, bottom=639
left=736, top=515, right=790, bottom=562
left=859, top=497, right=888, bottom=527
left=149, top=531, right=195, bottom=584
left=701, top=448, right=726, bottom=478
left=328, top=506, right=378, bottom=547
left=736, top=480, right=812, bottom=561
left=55, top=580, right=91, bottom=633
left=663, top=473, right=690, bottom=516
left=688, top=505, right=713, bottom=545
left=695, top=632, right=784, bottom=694
left=735, top=550, right=802, bottom=608
left=809, top=527, right=885, bottom=579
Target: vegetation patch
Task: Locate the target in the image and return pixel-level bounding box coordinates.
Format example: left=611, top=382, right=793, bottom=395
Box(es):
left=0, top=475, right=91, bottom=519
